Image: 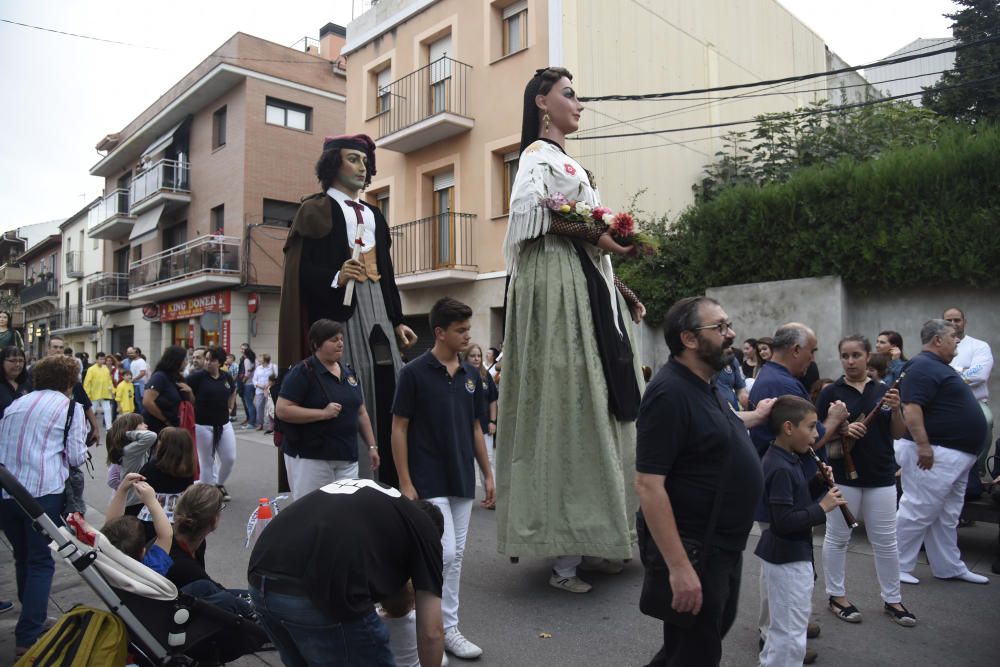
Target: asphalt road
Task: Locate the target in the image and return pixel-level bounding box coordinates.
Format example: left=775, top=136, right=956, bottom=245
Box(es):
left=3, top=423, right=998, bottom=666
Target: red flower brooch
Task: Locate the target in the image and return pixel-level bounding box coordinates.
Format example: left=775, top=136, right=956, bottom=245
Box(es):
left=564, top=163, right=576, bottom=176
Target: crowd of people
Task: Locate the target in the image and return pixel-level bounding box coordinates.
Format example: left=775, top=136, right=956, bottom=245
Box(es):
left=2, top=65, right=997, bottom=667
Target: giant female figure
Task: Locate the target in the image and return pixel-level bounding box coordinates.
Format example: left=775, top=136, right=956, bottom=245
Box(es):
left=497, top=67, right=646, bottom=591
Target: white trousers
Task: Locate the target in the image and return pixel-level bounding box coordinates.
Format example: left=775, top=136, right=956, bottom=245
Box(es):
left=895, top=439, right=976, bottom=578
left=757, top=521, right=770, bottom=639
left=759, top=560, right=813, bottom=667
left=93, top=399, right=113, bottom=430
left=195, top=423, right=237, bottom=486
left=477, top=433, right=495, bottom=491
left=284, top=455, right=359, bottom=501
left=427, top=496, right=473, bottom=630
left=823, top=484, right=902, bottom=603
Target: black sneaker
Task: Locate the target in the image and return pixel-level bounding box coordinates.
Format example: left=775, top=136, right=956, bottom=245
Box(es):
left=217, top=485, right=231, bottom=502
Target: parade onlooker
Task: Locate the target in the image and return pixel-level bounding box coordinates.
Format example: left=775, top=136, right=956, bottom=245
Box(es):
left=104, top=413, right=156, bottom=505
left=466, top=343, right=498, bottom=503
left=277, top=319, right=379, bottom=500
left=742, top=338, right=760, bottom=381
left=758, top=396, right=846, bottom=666
left=83, top=351, right=115, bottom=431
left=0, top=355, right=88, bottom=654
left=867, top=353, right=890, bottom=383
left=115, top=370, right=135, bottom=415
left=875, top=331, right=907, bottom=386
left=137, top=427, right=197, bottom=524
left=0, top=310, right=24, bottom=349
left=756, top=337, right=775, bottom=365
left=127, top=347, right=148, bottom=406
left=251, top=353, right=277, bottom=430
left=944, top=307, right=994, bottom=470
left=392, top=298, right=494, bottom=660
left=103, top=473, right=174, bottom=576
left=187, top=347, right=237, bottom=502
left=817, top=336, right=916, bottom=627
left=896, top=319, right=989, bottom=585
left=142, top=346, right=193, bottom=435
left=238, top=344, right=257, bottom=427
left=635, top=296, right=771, bottom=666
left=0, top=345, right=30, bottom=419
left=225, top=353, right=239, bottom=420
left=715, top=355, right=748, bottom=411
left=248, top=480, right=446, bottom=667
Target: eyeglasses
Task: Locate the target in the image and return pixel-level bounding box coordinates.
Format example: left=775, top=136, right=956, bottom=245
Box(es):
left=692, top=321, right=734, bottom=335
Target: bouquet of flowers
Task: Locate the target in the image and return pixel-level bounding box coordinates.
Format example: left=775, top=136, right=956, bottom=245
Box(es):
left=541, top=193, right=658, bottom=256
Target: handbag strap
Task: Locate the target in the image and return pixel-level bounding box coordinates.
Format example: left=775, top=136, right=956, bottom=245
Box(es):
left=302, top=358, right=335, bottom=405
left=698, top=389, right=739, bottom=558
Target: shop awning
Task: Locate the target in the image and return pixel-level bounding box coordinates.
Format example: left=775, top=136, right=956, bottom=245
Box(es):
left=129, top=203, right=165, bottom=244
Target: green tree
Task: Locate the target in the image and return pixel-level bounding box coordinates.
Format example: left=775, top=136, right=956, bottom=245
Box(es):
left=923, top=0, right=1000, bottom=123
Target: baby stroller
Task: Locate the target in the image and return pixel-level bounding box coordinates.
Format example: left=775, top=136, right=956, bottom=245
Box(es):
left=0, top=464, right=269, bottom=665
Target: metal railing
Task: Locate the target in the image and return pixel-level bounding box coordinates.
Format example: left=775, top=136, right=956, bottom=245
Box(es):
left=20, top=278, right=58, bottom=305
left=378, top=56, right=471, bottom=137
left=86, top=272, right=129, bottom=304
left=52, top=309, right=98, bottom=331
left=390, top=212, right=476, bottom=276
left=88, top=189, right=132, bottom=229
left=130, top=159, right=190, bottom=210
left=128, top=235, right=239, bottom=292
left=65, top=251, right=83, bottom=278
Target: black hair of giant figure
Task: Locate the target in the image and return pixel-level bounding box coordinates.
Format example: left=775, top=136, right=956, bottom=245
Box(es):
left=520, top=66, right=574, bottom=153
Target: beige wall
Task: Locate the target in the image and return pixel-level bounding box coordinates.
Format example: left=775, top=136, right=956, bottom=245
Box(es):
left=562, top=0, right=829, bottom=218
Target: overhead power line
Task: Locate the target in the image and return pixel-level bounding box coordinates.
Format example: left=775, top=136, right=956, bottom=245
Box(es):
left=568, top=73, right=1000, bottom=142
left=578, top=35, right=997, bottom=103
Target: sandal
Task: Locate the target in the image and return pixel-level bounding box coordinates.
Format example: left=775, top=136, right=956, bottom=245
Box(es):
left=828, top=596, right=862, bottom=623
left=884, top=602, right=917, bottom=627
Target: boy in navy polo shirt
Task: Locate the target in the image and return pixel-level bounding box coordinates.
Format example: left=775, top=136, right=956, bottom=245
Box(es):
left=757, top=396, right=846, bottom=667
left=391, top=297, right=495, bottom=661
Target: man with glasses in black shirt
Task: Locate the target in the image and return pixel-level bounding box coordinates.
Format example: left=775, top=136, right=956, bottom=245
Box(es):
left=636, top=296, right=774, bottom=666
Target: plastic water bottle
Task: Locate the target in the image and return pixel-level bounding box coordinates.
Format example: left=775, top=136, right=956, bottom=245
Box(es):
left=245, top=498, right=273, bottom=549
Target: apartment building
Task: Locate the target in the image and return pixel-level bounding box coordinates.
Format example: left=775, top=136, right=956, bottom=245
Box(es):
left=87, top=28, right=347, bottom=361
left=343, top=0, right=854, bottom=346
left=0, top=232, right=28, bottom=334
left=52, top=200, right=104, bottom=357
left=17, top=234, right=61, bottom=358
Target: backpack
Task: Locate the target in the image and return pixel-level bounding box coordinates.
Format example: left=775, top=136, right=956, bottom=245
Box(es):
left=15, top=606, right=127, bottom=667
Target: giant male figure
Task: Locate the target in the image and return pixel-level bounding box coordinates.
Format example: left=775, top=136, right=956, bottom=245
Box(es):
left=278, top=135, right=417, bottom=486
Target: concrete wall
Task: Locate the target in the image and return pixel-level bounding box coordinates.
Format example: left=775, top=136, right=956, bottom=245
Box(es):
left=706, top=276, right=846, bottom=378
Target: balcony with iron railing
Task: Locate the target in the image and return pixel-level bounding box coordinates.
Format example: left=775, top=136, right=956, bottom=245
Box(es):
left=51, top=308, right=99, bottom=334
left=375, top=57, right=474, bottom=153
left=130, top=159, right=191, bottom=215
left=128, top=234, right=240, bottom=301
left=0, top=262, right=24, bottom=287
left=86, top=272, right=130, bottom=311
left=19, top=278, right=58, bottom=307
left=65, top=251, right=83, bottom=279
left=390, top=212, right=478, bottom=288
left=87, top=189, right=135, bottom=240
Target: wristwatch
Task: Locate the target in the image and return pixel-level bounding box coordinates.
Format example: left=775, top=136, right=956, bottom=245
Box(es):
left=368, top=444, right=377, bottom=450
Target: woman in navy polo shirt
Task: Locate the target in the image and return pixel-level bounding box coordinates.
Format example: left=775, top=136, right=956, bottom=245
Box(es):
left=142, top=346, right=193, bottom=435
left=817, top=335, right=917, bottom=627
left=275, top=319, right=379, bottom=500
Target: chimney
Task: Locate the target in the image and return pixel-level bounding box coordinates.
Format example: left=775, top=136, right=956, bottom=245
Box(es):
left=319, top=23, right=347, bottom=62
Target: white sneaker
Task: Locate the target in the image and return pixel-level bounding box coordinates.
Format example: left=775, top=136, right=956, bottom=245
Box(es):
left=444, top=626, right=483, bottom=659
left=549, top=571, right=593, bottom=593
left=899, top=571, right=920, bottom=585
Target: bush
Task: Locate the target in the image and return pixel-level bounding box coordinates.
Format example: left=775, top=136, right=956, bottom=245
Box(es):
left=616, top=124, right=1000, bottom=322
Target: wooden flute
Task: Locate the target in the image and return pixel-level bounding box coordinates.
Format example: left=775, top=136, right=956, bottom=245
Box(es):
left=808, top=447, right=858, bottom=528
left=842, top=372, right=906, bottom=480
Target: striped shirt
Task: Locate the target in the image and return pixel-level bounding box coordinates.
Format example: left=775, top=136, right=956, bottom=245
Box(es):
left=0, top=390, right=89, bottom=499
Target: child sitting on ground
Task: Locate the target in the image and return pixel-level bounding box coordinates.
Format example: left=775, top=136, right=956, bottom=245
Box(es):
left=103, top=472, right=173, bottom=576
left=105, top=413, right=157, bottom=502
left=757, top=395, right=846, bottom=667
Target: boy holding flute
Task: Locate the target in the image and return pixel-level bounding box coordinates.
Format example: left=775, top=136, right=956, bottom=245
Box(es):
left=756, top=395, right=846, bottom=667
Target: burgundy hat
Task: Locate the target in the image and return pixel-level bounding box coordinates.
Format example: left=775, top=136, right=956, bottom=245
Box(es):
left=322, top=134, right=376, bottom=176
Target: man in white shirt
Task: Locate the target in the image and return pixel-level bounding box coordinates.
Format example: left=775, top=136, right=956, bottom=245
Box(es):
left=944, top=307, right=994, bottom=464
left=128, top=348, right=149, bottom=408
